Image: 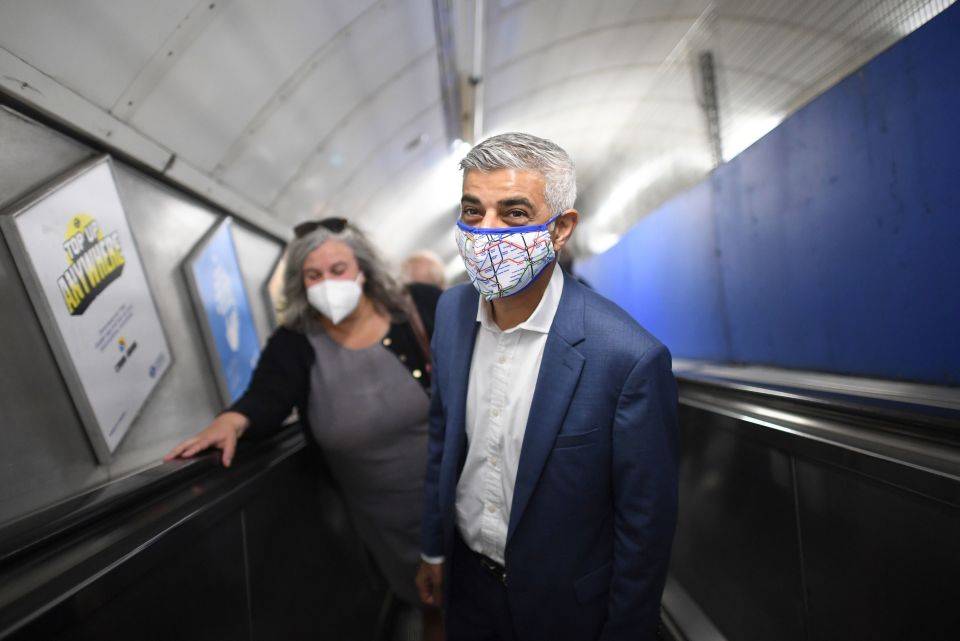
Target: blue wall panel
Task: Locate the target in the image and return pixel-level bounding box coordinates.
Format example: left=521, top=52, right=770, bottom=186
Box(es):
left=578, top=180, right=731, bottom=362
left=579, top=4, right=960, bottom=385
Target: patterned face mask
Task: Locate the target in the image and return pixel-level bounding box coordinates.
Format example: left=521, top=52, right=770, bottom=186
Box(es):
left=455, top=213, right=561, bottom=300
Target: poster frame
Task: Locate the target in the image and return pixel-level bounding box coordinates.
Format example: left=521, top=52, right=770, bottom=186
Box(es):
left=0, top=154, right=173, bottom=463
left=181, top=216, right=261, bottom=407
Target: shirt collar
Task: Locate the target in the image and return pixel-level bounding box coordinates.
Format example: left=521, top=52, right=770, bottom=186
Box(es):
left=476, top=262, right=565, bottom=334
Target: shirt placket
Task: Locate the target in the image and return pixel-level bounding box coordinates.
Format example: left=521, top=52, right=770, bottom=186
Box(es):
left=479, top=329, right=518, bottom=560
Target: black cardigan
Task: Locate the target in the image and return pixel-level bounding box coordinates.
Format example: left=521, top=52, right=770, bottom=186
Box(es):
left=229, top=283, right=441, bottom=441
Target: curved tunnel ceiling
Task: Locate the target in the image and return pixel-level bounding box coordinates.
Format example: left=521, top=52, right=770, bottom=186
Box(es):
left=0, top=0, right=953, bottom=272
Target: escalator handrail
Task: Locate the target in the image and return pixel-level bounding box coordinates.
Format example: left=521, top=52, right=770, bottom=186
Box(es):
left=0, top=425, right=305, bottom=569
left=675, top=370, right=960, bottom=508
left=676, top=366, right=960, bottom=445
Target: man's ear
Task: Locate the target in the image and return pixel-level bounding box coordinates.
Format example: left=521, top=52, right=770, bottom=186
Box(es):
left=552, top=209, right=579, bottom=252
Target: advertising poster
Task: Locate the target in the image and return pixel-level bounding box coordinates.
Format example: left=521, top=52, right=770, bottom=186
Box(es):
left=183, top=217, right=260, bottom=406
left=0, top=156, right=172, bottom=462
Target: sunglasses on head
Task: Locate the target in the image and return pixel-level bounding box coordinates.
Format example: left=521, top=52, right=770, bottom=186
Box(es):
left=293, top=217, right=348, bottom=238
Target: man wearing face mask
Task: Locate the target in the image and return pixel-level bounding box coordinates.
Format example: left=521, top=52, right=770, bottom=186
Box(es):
left=166, top=219, right=443, bottom=637
left=415, top=133, right=679, bottom=641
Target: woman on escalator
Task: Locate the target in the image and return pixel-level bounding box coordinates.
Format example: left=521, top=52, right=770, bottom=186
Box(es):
left=164, top=217, right=442, bottom=640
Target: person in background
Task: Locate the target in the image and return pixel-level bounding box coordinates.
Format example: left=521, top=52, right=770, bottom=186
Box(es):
left=165, top=217, right=442, bottom=640
left=415, top=133, right=679, bottom=641
left=401, top=250, right=446, bottom=289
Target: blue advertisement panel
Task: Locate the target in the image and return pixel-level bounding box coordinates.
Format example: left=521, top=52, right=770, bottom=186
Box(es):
left=185, top=218, right=260, bottom=404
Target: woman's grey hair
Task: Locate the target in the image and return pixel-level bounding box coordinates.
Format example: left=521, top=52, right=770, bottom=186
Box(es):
left=281, top=221, right=407, bottom=331
left=459, top=132, right=577, bottom=212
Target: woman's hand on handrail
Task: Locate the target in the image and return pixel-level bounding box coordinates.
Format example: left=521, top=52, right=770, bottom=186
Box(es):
left=163, top=411, right=250, bottom=468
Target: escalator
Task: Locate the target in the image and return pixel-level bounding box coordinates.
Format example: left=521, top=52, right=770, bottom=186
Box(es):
left=0, top=428, right=387, bottom=641
left=663, top=363, right=960, bottom=641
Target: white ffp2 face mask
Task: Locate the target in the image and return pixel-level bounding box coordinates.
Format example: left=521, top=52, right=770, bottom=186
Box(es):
left=306, top=274, right=363, bottom=324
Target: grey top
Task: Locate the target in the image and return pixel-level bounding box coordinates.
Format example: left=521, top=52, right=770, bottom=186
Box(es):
left=306, top=329, right=430, bottom=604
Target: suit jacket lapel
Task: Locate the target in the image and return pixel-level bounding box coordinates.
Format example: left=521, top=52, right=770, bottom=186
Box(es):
left=443, top=287, right=480, bottom=488
left=507, top=272, right=586, bottom=544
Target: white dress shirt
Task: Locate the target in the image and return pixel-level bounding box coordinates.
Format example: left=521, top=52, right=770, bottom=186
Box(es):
left=454, top=264, right=564, bottom=565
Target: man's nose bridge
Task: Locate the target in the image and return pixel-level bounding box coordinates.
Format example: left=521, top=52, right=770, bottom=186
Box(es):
left=481, top=208, right=501, bottom=227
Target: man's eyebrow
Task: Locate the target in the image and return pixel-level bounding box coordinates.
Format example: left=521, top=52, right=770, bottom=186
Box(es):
left=499, top=197, right=535, bottom=209
left=460, top=195, right=535, bottom=209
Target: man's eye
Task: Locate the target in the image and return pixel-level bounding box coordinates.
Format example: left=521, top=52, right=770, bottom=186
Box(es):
left=461, top=208, right=480, bottom=218
left=506, top=210, right=529, bottom=219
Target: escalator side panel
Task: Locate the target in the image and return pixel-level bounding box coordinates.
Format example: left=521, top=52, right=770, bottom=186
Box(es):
left=797, top=458, right=960, bottom=639
left=245, top=452, right=385, bottom=641
left=9, top=511, right=248, bottom=641
left=669, top=406, right=806, bottom=641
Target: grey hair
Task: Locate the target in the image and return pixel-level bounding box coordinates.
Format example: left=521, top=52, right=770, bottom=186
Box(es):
left=281, top=222, right=407, bottom=331
left=459, top=132, right=577, bottom=212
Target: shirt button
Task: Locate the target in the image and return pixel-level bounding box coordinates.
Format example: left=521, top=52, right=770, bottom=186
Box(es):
left=412, top=369, right=422, bottom=379
left=487, top=504, right=496, bottom=513
left=382, top=337, right=392, bottom=346
left=399, top=354, right=407, bottom=362
left=498, top=355, right=507, bottom=364
left=491, top=409, right=500, bottom=417
left=487, top=456, right=497, bottom=466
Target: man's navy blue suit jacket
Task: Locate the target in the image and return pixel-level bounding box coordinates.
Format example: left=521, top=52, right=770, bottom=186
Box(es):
left=421, top=270, right=679, bottom=641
